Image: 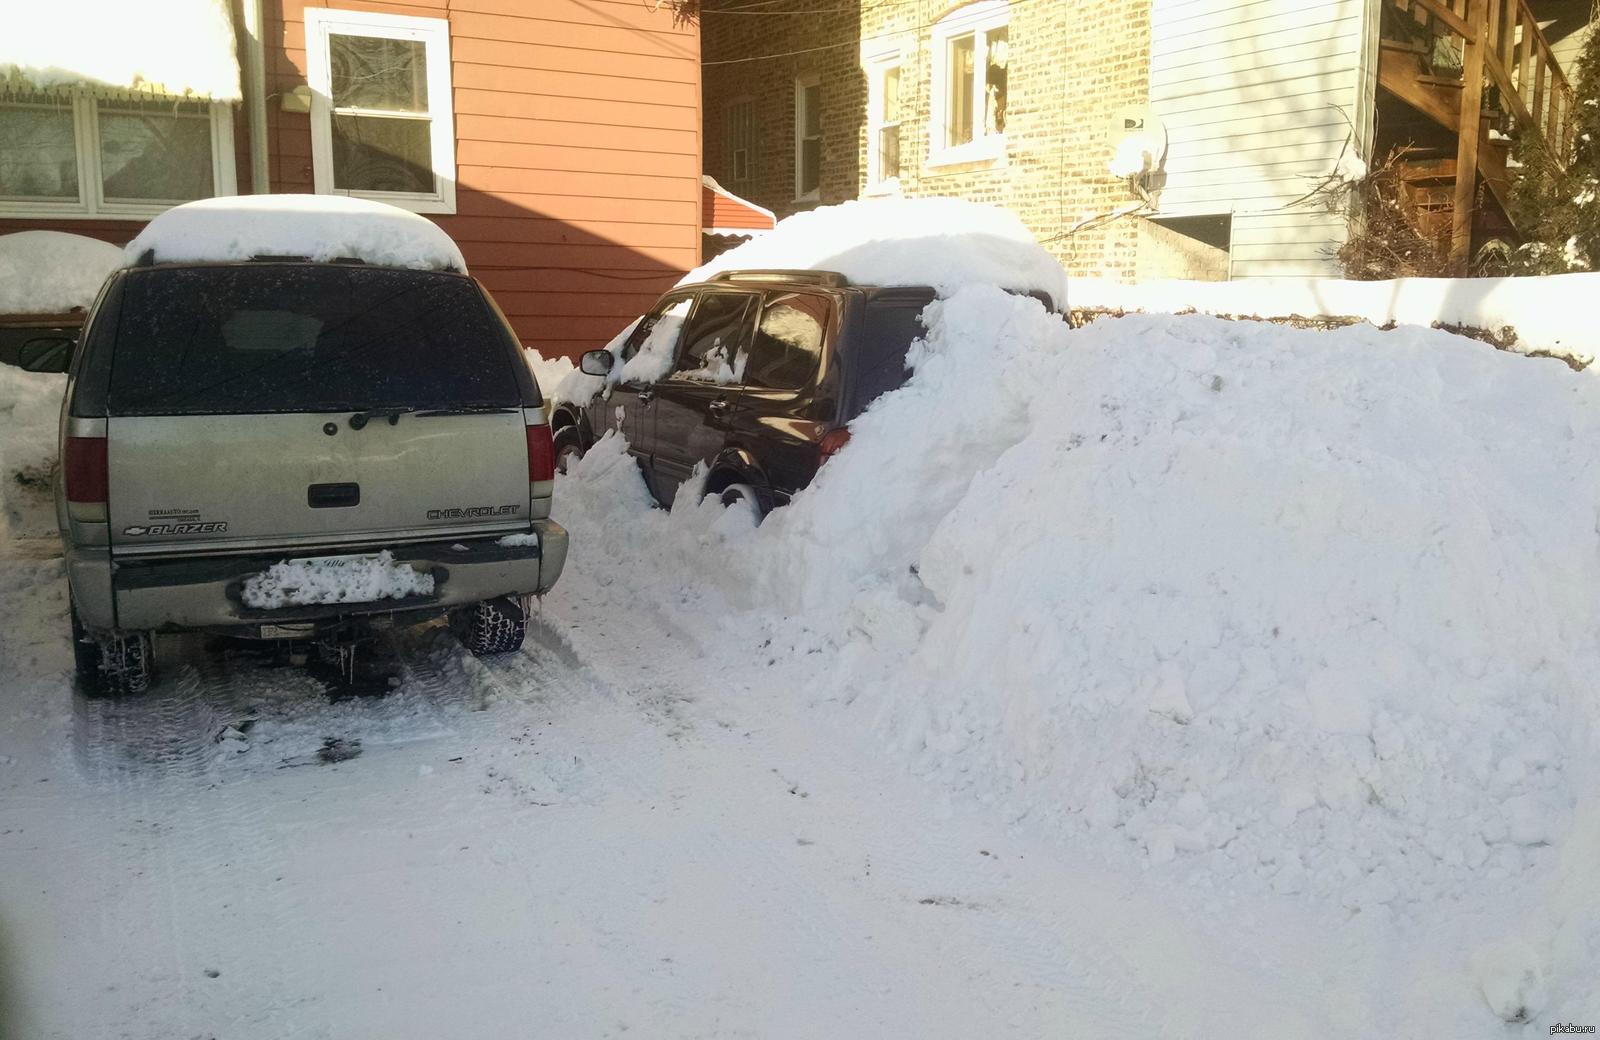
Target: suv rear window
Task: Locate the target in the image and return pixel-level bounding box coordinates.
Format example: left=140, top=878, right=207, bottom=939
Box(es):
left=105, top=266, right=523, bottom=416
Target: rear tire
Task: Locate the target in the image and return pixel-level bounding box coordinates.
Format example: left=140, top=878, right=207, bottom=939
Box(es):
left=553, top=425, right=584, bottom=475
left=454, top=596, right=527, bottom=656
left=718, top=482, right=769, bottom=525
left=72, top=598, right=155, bottom=697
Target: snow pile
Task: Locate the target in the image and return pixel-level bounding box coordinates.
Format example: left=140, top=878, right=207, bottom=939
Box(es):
left=0, top=367, right=67, bottom=540
left=521, top=349, right=575, bottom=406
left=241, top=551, right=435, bottom=609
left=124, top=196, right=466, bottom=272
left=682, top=198, right=1069, bottom=308
left=0, top=0, right=240, bottom=100
left=560, top=292, right=1600, bottom=923
left=0, top=232, right=123, bottom=315
left=1073, top=272, right=1600, bottom=366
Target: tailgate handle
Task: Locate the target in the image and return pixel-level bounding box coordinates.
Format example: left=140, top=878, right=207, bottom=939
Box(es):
left=307, top=482, right=360, bottom=509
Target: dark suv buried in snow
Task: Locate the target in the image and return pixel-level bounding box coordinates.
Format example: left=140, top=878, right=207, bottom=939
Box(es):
left=552, top=270, right=967, bottom=517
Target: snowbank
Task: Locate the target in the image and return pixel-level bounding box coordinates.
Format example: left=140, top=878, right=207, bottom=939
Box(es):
left=0, top=367, right=67, bottom=540
left=1073, top=272, right=1600, bottom=365
left=0, top=232, right=123, bottom=315
left=682, top=198, right=1070, bottom=308
left=0, top=0, right=240, bottom=100
left=241, top=551, right=434, bottom=609
left=558, top=291, right=1600, bottom=937
left=123, top=195, right=467, bottom=272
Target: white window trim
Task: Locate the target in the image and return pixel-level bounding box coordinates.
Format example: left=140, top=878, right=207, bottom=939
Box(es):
left=793, top=73, right=821, bottom=203
left=304, top=7, right=456, bottom=215
left=927, top=0, right=1008, bottom=169
left=0, top=94, right=236, bottom=220
left=862, top=50, right=903, bottom=195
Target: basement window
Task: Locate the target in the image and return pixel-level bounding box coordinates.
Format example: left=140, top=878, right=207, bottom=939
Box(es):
left=0, top=87, right=236, bottom=219
left=929, top=0, right=1008, bottom=167
left=305, top=9, right=457, bottom=214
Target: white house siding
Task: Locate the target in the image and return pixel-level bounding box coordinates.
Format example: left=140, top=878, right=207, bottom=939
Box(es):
left=1149, top=0, right=1375, bottom=277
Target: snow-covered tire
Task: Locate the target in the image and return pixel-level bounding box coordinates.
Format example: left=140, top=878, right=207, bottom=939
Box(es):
left=718, top=482, right=768, bottom=525
left=72, top=600, right=155, bottom=697
left=455, top=596, right=527, bottom=656
left=553, top=425, right=584, bottom=474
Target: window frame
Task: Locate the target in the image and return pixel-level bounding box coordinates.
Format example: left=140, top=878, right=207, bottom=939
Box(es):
left=793, top=73, right=822, bottom=203
left=862, top=51, right=904, bottom=194
left=304, top=7, right=457, bottom=215
left=0, top=92, right=236, bottom=220
left=725, top=97, right=755, bottom=186
left=927, top=0, right=1009, bottom=168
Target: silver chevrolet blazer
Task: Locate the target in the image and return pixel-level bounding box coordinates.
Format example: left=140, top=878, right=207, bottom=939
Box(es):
left=56, top=258, right=568, bottom=695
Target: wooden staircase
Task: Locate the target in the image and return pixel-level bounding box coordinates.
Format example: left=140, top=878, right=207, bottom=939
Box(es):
left=1378, top=0, right=1576, bottom=269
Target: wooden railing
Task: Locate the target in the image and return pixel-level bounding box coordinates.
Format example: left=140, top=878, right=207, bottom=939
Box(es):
left=1393, top=0, right=1577, bottom=157
left=1389, top=0, right=1576, bottom=266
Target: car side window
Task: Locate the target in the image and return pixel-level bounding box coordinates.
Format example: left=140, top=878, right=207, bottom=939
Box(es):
left=744, top=292, right=828, bottom=391
left=617, top=294, right=695, bottom=384
left=672, top=291, right=758, bottom=385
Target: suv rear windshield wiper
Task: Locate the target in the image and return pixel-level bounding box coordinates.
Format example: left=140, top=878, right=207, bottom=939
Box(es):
left=416, top=404, right=517, bottom=417
left=349, top=405, right=418, bottom=429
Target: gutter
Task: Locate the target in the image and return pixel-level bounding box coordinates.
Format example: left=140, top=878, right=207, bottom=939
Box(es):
left=241, top=0, right=270, bottom=193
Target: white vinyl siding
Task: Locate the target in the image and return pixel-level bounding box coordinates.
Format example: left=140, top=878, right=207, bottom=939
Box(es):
left=1149, top=0, right=1375, bottom=277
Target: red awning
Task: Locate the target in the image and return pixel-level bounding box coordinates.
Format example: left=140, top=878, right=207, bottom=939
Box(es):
left=701, top=176, right=775, bottom=236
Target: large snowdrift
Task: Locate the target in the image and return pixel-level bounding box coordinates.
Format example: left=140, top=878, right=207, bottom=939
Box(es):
left=558, top=288, right=1600, bottom=1021
left=1074, top=272, right=1600, bottom=366
left=0, top=0, right=241, bottom=100
left=0, top=231, right=123, bottom=315
left=123, top=195, right=467, bottom=272
left=681, top=197, right=1070, bottom=308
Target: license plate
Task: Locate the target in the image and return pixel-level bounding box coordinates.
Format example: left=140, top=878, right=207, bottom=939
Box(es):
left=283, top=552, right=383, bottom=569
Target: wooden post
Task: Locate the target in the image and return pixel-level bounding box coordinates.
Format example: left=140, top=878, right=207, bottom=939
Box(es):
left=1533, top=43, right=1547, bottom=134
left=1519, top=12, right=1533, bottom=103
left=1502, top=0, right=1518, bottom=83
left=1452, top=0, right=1488, bottom=270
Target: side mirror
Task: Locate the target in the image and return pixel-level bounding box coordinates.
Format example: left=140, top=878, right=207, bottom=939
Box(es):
left=580, top=350, right=614, bottom=376
left=18, top=335, right=75, bottom=374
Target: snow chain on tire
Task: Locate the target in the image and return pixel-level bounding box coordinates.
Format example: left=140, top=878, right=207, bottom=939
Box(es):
left=97, top=633, right=155, bottom=697
left=460, top=596, right=528, bottom=656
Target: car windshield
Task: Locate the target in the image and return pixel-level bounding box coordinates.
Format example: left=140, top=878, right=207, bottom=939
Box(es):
left=105, top=265, right=522, bottom=416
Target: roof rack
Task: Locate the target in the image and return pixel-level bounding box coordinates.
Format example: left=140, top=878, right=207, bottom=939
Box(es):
left=710, top=269, right=849, bottom=287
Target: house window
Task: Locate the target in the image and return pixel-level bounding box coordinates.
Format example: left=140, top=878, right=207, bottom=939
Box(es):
left=929, top=0, right=1009, bottom=166
left=305, top=9, right=456, bottom=214
left=794, top=74, right=822, bottom=200
left=726, top=99, right=755, bottom=184
left=0, top=87, right=235, bottom=219
left=865, top=58, right=902, bottom=189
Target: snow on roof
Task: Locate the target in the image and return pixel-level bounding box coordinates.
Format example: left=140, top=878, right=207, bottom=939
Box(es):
left=0, top=231, right=124, bottom=315
left=123, top=195, right=468, bottom=273
left=701, top=175, right=776, bottom=234
left=681, top=197, right=1070, bottom=308
left=0, top=0, right=241, bottom=100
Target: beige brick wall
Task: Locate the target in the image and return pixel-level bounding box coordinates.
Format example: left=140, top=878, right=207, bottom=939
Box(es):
left=701, top=0, right=1153, bottom=282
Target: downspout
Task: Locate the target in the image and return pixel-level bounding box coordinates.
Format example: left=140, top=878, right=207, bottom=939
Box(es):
left=242, top=0, right=271, bottom=193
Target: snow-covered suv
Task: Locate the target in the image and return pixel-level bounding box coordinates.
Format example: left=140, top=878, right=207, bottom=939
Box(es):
left=56, top=197, right=568, bottom=695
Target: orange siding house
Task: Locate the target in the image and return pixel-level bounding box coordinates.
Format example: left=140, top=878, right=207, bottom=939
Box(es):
left=0, top=0, right=702, bottom=359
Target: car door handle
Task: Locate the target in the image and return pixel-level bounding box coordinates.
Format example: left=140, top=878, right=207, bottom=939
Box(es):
left=308, top=482, right=360, bottom=508
left=707, top=397, right=731, bottom=415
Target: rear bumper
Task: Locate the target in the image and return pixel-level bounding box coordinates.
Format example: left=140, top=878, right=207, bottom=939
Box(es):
left=69, top=522, right=569, bottom=633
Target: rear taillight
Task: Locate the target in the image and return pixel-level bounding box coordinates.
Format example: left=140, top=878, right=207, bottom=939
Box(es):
left=526, top=424, right=555, bottom=482
left=65, top=436, right=108, bottom=503
left=819, top=427, right=851, bottom=461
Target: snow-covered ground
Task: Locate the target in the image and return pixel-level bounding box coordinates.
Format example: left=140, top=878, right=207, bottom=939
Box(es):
left=3, top=198, right=1597, bottom=1035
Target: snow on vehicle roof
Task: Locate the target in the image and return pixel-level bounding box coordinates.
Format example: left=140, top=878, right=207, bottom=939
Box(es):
left=122, top=195, right=468, bottom=273
left=0, top=231, right=124, bottom=315
left=680, top=198, right=1070, bottom=308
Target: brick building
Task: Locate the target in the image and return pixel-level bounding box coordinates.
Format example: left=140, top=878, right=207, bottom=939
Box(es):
left=701, top=0, right=1592, bottom=281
